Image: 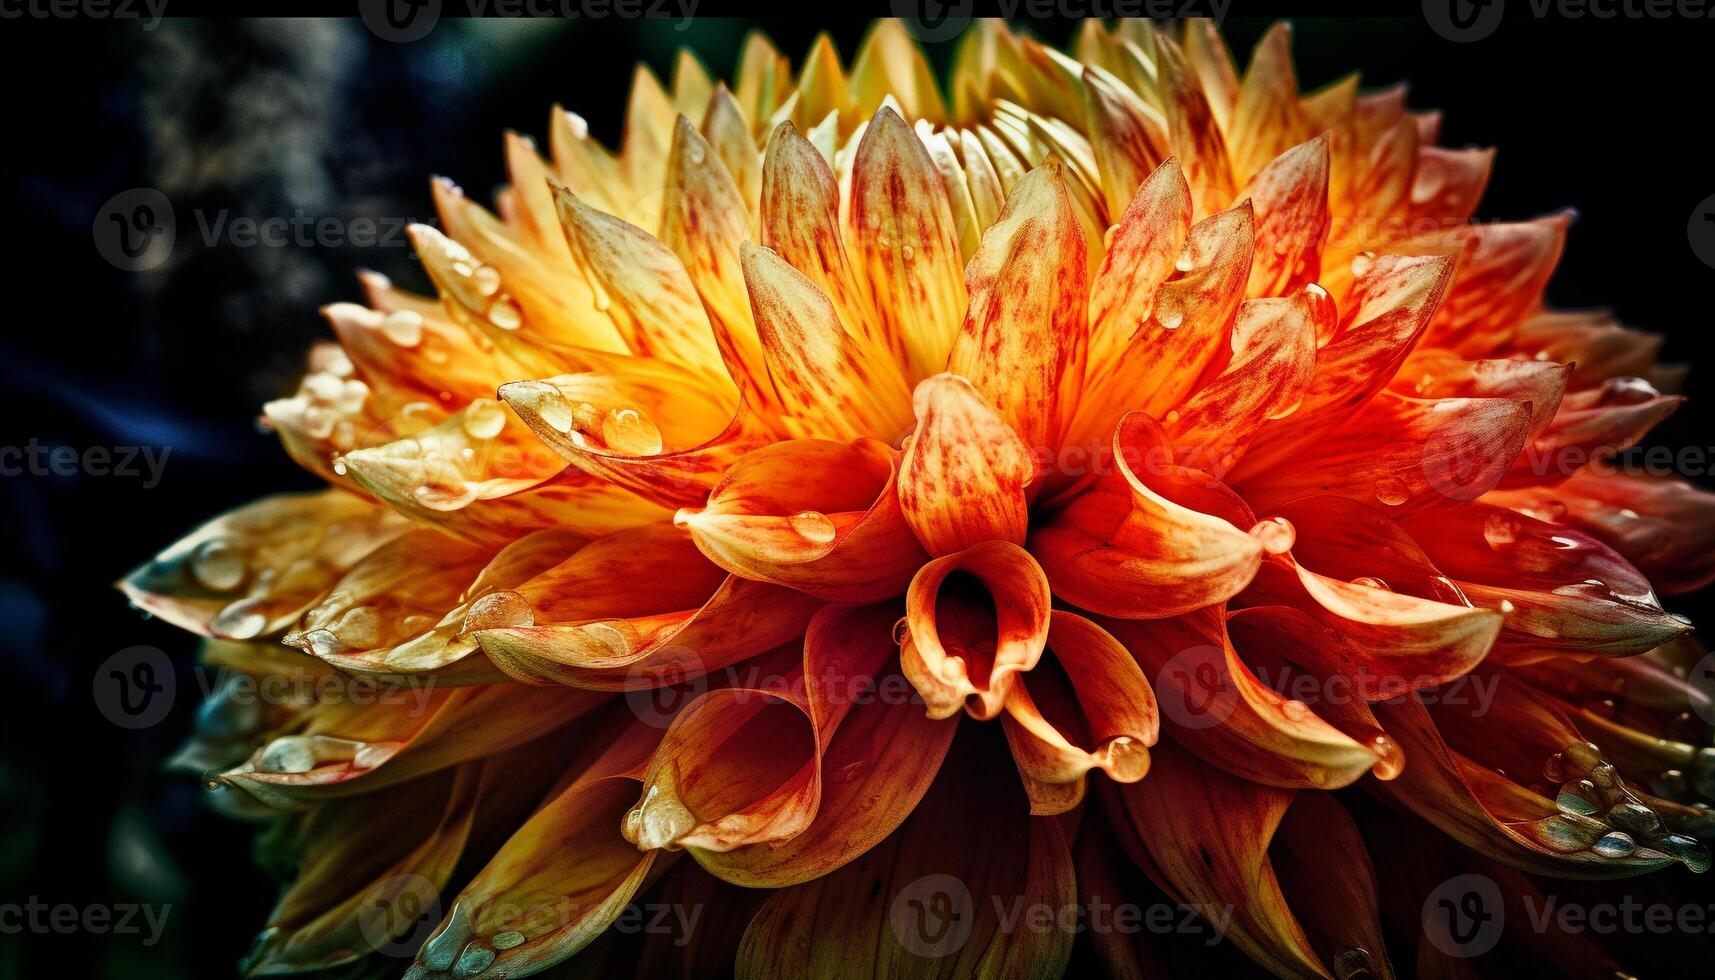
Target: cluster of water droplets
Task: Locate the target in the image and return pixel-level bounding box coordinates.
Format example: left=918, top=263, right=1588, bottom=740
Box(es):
left=503, top=380, right=666, bottom=457
left=405, top=901, right=520, bottom=980
left=262, top=344, right=371, bottom=448
left=1543, top=740, right=1710, bottom=871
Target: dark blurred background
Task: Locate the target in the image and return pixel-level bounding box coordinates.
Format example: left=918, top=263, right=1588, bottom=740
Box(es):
left=1, top=8, right=1712, bottom=978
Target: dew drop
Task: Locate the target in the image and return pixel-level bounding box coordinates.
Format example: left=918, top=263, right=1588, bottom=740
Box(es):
left=601, top=407, right=664, bottom=456
left=1157, top=309, right=1185, bottom=330
left=380, top=310, right=424, bottom=348
left=487, top=296, right=523, bottom=331
left=491, top=931, right=526, bottom=951
left=1369, top=734, right=1404, bottom=780
left=464, top=590, right=535, bottom=631
left=1249, top=516, right=1296, bottom=554
left=472, top=265, right=502, bottom=297
left=1350, top=251, right=1376, bottom=277
left=454, top=942, right=496, bottom=977
left=462, top=398, right=508, bottom=440
left=190, top=538, right=248, bottom=592
left=1350, top=576, right=1391, bottom=592
left=1373, top=477, right=1409, bottom=507
left=1591, top=831, right=1637, bottom=859
left=892, top=618, right=911, bottom=645
left=211, top=601, right=268, bottom=640
left=1102, top=735, right=1150, bottom=782
left=788, top=510, right=837, bottom=546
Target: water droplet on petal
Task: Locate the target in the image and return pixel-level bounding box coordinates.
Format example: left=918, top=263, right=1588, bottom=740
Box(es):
left=487, top=296, right=523, bottom=331
left=462, top=398, right=507, bottom=440
left=1249, top=516, right=1296, bottom=554
left=464, top=590, right=535, bottom=631
left=1592, top=831, right=1637, bottom=858
left=601, top=407, right=663, bottom=456
left=1350, top=576, right=1391, bottom=592
left=788, top=510, right=837, bottom=546
left=1350, top=251, right=1376, bottom=277
left=380, top=310, right=424, bottom=347
left=211, top=601, right=268, bottom=640
left=1102, top=735, right=1150, bottom=782
left=1373, top=477, right=1409, bottom=507
left=190, top=538, right=248, bottom=592
left=472, top=265, right=502, bottom=297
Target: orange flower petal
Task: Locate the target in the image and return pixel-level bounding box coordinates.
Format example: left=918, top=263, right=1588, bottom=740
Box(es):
left=405, top=715, right=668, bottom=979
left=849, top=106, right=968, bottom=382
left=1241, top=135, right=1330, bottom=298
left=1001, top=610, right=1158, bottom=815
left=900, top=540, right=1052, bottom=720
left=898, top=373, right=1036, bottom=557
left=695, top=604, right=957, bottom=888
left=677, top=437, right=926, bottom=601
left=120, top=490, right=407, bottom=640
left=1102, top=607, right=1382, bottom=789
left=741, top=241, right=914, bottom=441
left=950, top=163, right=1089, bottom=452
left=736, top=727, right=1075, bottom=980
left=1084, top=157, right=1193, bottom=382
left=1032, top=414, right=1277, bottom=619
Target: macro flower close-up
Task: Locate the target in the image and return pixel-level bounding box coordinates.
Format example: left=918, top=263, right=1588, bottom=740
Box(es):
left=10, top=9, right=1715, bottom=980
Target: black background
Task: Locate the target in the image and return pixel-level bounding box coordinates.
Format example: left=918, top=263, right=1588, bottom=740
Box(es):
left=2, top=6, right=1713, bottom=977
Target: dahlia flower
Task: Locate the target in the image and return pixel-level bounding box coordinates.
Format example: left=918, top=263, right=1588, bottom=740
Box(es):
left=123, top=18, right=1715, bottom=978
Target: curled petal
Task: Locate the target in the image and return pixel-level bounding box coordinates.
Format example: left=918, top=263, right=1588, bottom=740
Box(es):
left=242, top=765, right=483, bottom=975
left=678, top=438, right=927, bottom=601
left=696, top=604, right=957, bottom=888
left=405, top=717, right=667, bottom=979
left=736, top=727, right=1075, bottom=980
left=1001, top=611, right=1158, bottom=815
left=899, top=374, right=1036, bottom=557
left=297, top=528, right=589, bottom=684
left=499, top=360, right=769, bottom=509
left=1390, top=349, right=1569, bottom=440
left=120, top=490, right=407, bottom=641
left=1250, top=559, right=1501, bottom=698
left=901, top=540, right=1052, bottom=721
left=1371, top=694, right=1699, bottom=876
left=1032, top=414, right=1275, bottom=620
left=1103, top=608, right=1382, bottom=790
left=1101, top=738, right=1325, bottom=978
left=1490, top=470, right=1715, bottom=594
left=1240, top=391, right=1534, bottom=514
left=475, top=524, right=820, bottom=689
